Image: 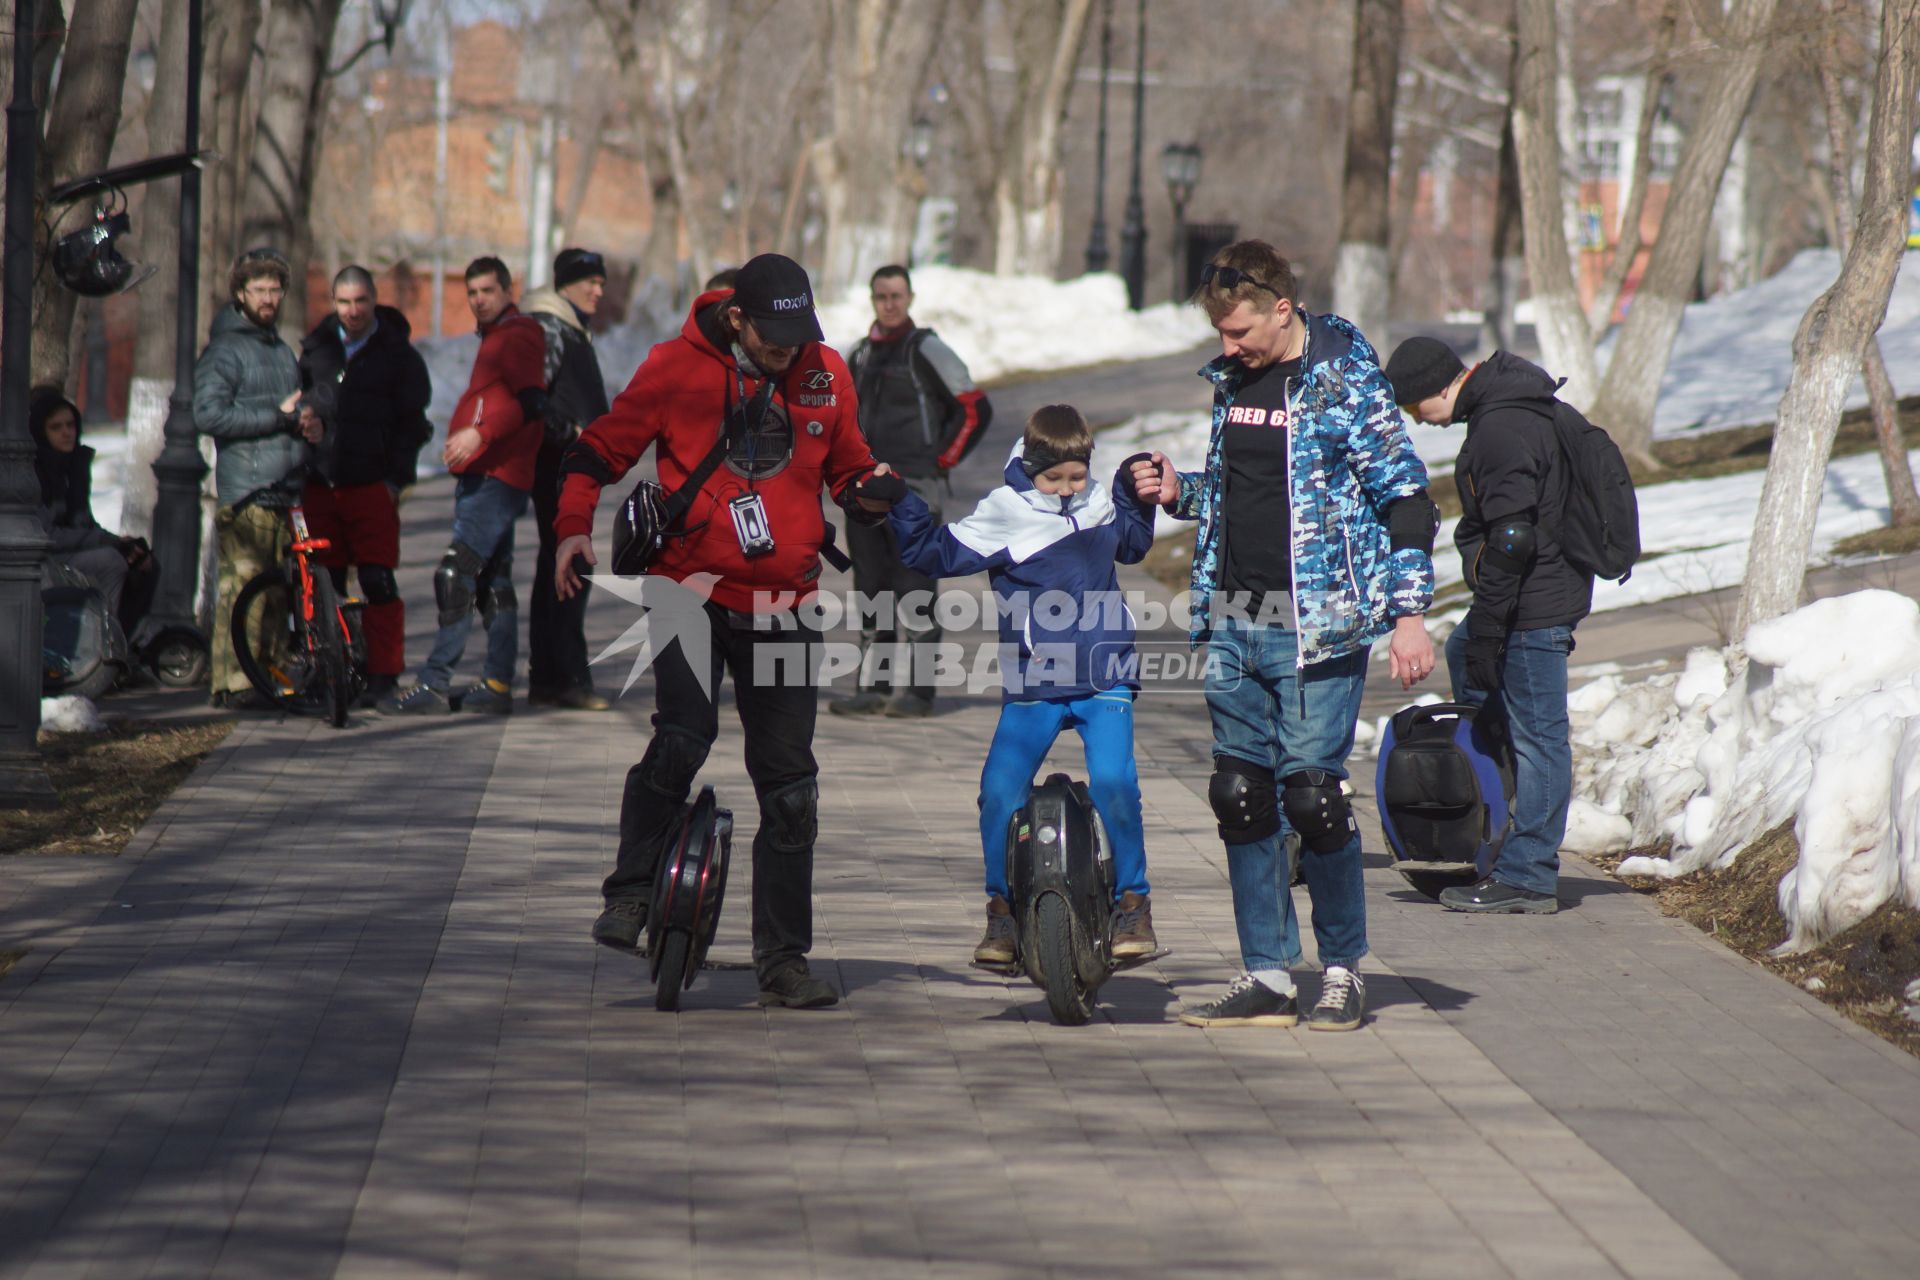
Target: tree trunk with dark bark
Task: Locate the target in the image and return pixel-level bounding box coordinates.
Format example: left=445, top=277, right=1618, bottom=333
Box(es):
left=1511, top=0, right=1599, bottom=404
left=239, top=0, right=346, bottom=333
left=1737, top=0, right=1920, bottom=635
left=28, top=0, right=139, bottom=391
left=1587, top=0, right=1781, bottom=468
left=1333, top=0, right=1404, bottom=347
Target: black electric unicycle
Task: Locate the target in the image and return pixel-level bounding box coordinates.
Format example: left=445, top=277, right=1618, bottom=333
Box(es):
left=647, top=786, right=734, bottom=1011
left=984, top=772, right=1165, bottom=1025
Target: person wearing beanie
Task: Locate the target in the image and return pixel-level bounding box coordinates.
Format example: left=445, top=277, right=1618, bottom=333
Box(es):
left=1130, top=239, right=1440, bottom=1034
left=521, top=247, right=614, bottom=710
left=1386, top=336, right=1595, bottom=915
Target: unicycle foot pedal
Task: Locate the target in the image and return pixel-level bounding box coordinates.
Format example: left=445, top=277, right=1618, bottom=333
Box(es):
left=970, top=957, right=1023, bottom=977
left=1110, top=947, right=1171, bottom=971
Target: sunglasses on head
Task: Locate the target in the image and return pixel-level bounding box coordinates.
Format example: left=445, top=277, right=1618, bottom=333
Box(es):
left=1201, top=263, right=1285, bottom=298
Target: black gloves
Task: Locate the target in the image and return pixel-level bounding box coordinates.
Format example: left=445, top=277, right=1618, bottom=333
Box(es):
left=1462, top=635, right=1505, bottom=691
left=853, top=470, right=907, bottom=505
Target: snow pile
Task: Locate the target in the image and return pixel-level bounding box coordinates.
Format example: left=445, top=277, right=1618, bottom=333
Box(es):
left=40, top=696, right=105, bottom=735
left=815, top=267, right=1212, bottom=384
left=1574, top=590, right=1920, bottom=951
left=1608, top=248, right=1920, bottom=439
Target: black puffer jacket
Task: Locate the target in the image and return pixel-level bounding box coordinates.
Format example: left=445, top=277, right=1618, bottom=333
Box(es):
left=299, top=305, right=433, bottom=489
left=1452, top=351, right=1593, bottom=637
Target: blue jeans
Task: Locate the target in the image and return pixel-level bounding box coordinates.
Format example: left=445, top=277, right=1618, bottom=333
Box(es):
left=1204, top=620, right=1369, bottom=972
left=1446, top=622, right=1573, bottom=895
left=977, top=691, right=1149, bottom=902
left=419, top=474, right=529, bottom=692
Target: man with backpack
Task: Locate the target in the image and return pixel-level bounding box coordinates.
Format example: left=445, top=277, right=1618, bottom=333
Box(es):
left=831, top=264, right=991, bottom=719
left=1386, top=338, right=1606, bottom=914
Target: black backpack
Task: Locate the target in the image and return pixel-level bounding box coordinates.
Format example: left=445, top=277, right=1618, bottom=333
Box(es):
left=1533, top=399, right=1640, bottom=582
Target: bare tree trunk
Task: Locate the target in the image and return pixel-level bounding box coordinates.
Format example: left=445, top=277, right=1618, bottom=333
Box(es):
left=557, top=111, right=604, bottom=247
left=1736, top=0, right=1919, bottom=636
left=1588, top=0, right=1780, bottom=467
left=28, top=0, right=140, bottom=391
left=1586, top=0, right=1678, bottom=337
left=122, top=0, right=190, bottom=539
left=988, top=0, right=1093, bottom=277
left=1512, top=0, right=1600, bottom=405
left=817, top=0, right=946, bottom=298
left=1332, top=0, right=1404, bottom=346
left=240, top=0, right=347, bottom=333
left=202, top=0, right=267, bottom=333
left=1815, top=6, right=1920, bottom=528
left=1479, top=18, right=1522, bottom=356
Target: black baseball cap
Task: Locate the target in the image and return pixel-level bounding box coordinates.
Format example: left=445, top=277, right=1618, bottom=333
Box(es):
left=729, top=253, right=823, bottom=348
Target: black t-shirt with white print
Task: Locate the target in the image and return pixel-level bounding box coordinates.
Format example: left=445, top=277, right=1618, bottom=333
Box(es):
left=1219, top=356, right=1302, bottom=622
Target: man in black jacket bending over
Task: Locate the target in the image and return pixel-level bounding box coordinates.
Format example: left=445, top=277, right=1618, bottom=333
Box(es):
left=298, top=264, right=433, bottom=704
left=1386, top=338, right=1592, bottom=914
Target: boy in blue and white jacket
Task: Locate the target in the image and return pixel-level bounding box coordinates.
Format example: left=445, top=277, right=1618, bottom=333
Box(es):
left=889, top=405, right=1160, bottom=965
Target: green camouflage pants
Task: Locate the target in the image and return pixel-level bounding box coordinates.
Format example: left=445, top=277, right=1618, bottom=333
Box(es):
left=211, top=503, right=294, bottom=695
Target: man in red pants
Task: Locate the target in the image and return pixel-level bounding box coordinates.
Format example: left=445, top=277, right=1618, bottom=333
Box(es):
left=298, top=264, right=433, bottom=703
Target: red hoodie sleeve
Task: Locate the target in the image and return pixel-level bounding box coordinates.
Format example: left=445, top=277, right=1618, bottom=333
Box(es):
left=471, top=318, right=546, bottom=447
left=819, top=351, right=875, bottom=506
left=553, top=344, right=671, bottom=541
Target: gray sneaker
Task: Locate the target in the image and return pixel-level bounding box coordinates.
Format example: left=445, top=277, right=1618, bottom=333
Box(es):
left=1305, top=965, right=1365, bottom=1032
left=460, top=680, right=513, bottom=715
left=1438, top=876, right=1559, bottom=914
left=379, top=683, right=451, bottom=715
left=883, top=692, right=933, bottom=718
left=592, top=899, right=647, bottom=951
left=828, top=689, right=890, bottom=716
left=757, top=962, right=839, bottom=1008
left=1179, top=973, right=1300, bottom=1027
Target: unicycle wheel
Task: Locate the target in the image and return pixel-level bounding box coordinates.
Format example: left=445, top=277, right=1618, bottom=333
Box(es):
left=1034, top=893, right=1093, bottom=1026
left=653, top=931, right=692, bottom=1011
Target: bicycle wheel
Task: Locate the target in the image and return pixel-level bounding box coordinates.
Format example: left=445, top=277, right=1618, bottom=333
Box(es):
left=1035, top=893, right=1094, bottom=1026
left=230, top=567, right=306, bottom=713
left=306, top=571, right=352, bottom=728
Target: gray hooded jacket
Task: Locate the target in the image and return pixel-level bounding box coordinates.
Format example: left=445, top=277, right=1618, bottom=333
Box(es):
left=193, top=303, right=305, bottom=507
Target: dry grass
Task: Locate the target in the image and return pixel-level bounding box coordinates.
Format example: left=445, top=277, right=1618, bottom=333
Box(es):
left=1832, top=522, right=1920, bottom=558
left=0, top=720, right=233, bottom=857
left=1597, top=824, right=1920, bottom=1058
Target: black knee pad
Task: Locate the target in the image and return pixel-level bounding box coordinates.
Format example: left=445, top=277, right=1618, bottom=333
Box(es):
left=358, top=564, right=398, bottom=605
left=434, top=542, right=486, bottom=625
left=1208, top=757, right=1279, bottom=845
left=1282, top=769, right=1357, bottom=855
left=478, top=578, right=517, bottom=628
left=759, top=778, right=818, bottom=854
left=636, top=727, right=710, bottom=802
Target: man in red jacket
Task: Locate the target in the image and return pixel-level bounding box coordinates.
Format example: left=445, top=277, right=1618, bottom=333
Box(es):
left=553, top=253, right=902, bottom=1009
left=382, top=256, right=547, bottom=715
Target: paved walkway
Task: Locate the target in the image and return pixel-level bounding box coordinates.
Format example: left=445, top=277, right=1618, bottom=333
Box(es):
left=5, top=355, right=1920, bottom=1277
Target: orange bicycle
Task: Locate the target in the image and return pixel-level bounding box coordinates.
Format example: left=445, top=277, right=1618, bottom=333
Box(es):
left=229, top=481, right=366, bottom=727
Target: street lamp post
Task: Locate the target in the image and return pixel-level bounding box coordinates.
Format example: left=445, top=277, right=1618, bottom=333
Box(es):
left=149, top=0, right=209, bottom=644
left=0, top=0, right=56, bottom=804
left=1083, top=0, right=1114, bottom=275
left=1116, top=0, right=1148, bottom=310
left=1161, top=141, right=1201, bottom=303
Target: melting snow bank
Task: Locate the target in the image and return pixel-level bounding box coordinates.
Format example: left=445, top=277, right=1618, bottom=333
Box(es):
left=40, top=696, right=105, bottom=735
left=1574, top=589, right=1920, bottom=952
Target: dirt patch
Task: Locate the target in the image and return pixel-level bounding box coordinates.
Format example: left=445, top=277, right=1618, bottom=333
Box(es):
left=0, top=719, right=233, bottom=857
left=1594, top=824, right=1920, bottom=1058
left=1833, top=522, right=1920, bottom=559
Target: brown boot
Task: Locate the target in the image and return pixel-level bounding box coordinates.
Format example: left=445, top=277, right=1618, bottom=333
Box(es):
left=1110, top=892, right=1158, bottom=959
left=973, top=896, right=1017, bottom=965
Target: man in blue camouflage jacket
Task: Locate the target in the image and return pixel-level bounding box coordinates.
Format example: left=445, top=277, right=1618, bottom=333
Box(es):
left=1133, top=240, right=1438, bottom=1032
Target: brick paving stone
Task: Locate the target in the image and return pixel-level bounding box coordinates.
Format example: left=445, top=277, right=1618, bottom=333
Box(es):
left=2, top=454, right=1917, bottom=1277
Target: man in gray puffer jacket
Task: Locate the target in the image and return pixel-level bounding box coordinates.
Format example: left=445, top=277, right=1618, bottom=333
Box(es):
left=194, top=247, right=316, bottom=707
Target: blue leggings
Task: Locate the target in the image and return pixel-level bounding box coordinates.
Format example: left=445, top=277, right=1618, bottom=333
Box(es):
left=977, top=691, right=1149, bottom=901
